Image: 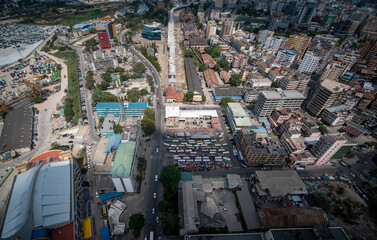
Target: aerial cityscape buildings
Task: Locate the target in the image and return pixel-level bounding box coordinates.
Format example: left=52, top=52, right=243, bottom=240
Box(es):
left=0, top=0, right=376, bottom=239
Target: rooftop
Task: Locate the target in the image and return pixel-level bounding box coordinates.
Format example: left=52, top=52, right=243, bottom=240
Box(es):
left=325, top=105, right=345, bottom=112
left=1, top=161, right=72, bottom=239
left=228, top=103, right=247, bottom=117
left=321, top=79, right=349, bottom=93
left=184, top=58, right=202, bottom=94
left=96, top=102, right=125, bottom=109
left=214, top=87, right=242, bottom=97
left=255, top=170, right=307, bottom=198
left=261, top=89, right=305, bottom=100
left=189, top=37, right=207, bottom=46
left=110, top=142, right=136, bottom=177
left=127, top=102, right=148, bottom=109
left=0, top=107, right=33, bottom=153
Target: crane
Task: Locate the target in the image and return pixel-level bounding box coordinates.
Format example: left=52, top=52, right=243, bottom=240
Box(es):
left=24, top=80, right=42, bottom=97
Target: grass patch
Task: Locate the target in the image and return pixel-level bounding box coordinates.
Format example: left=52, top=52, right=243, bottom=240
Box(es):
left=53, top=51, right=81, bottom=125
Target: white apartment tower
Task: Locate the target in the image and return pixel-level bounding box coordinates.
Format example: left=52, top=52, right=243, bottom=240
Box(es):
left=275, top=50, right=297, bottom=67
left=298, top=51, right=321, bottom=73
left=311, top=135, right=347, bottom=165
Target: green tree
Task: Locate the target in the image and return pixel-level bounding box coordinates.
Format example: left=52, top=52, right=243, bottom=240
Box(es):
left=126, top=88, right=141, bottom=102
left=345, top=151, right=354, bottom=159
left=318, top=124, right=329, bottom=135
left=33, top=96, right=42, bottom=103
left=160, top=166, right=181, bottom=194
left=229, top=74, right=242, bottom=86
left=158, top=200, right=170, bottom=213
left=92, top=89, right=118, bottom=105
left=50, top=142, right=62, bottom=150
left=199, top=64, right=207, bottom=71
left=184, top=91, right=194, bottom=102
left=202, top=95, right=206, bottom=102
left=144, top=108, right=155, bottom=121
left=271, top=81, right=278, bottom=88
left=133, top=62, right=146, bottom=75
left=112, top=123, right=123, bottom=134
left=220, top=97, right=234, bottom=106
left=140, top=89, right=148, bottom=95
left=129, top=213, right=145, bottom=238
left=64, top=97, right=74, bottom=122
left=1, top=111, right=8, bottom=119
left=141, top=117, right=155, bottom=135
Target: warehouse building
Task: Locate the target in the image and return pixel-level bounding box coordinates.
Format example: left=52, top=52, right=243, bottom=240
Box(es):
left=0, top=107, right=33, bottom=154
left=184, top=58, right=203, bottom=102
left=0, top=160, right=85, bottom=240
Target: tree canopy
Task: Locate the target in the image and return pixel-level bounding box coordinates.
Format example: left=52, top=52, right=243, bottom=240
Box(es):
left=129, top=213, right=145, bottom=238
left=184, top=91, right=194, bottom=102
left=220, top=97, right=234, bottom=106
left=160, top=166, right=181, bottom=195
left=204, top=45, right=222, bottom=58
left=229, top=74, right=242, bottom=86
left=133, top=62, right=146, bottom=75
left=92, top=89, right=117, bottom=105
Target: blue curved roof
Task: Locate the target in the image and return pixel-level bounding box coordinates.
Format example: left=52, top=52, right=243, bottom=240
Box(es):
left=105, top=134, right=121, bottom=153
left=128, top=102, right=148, bottom=109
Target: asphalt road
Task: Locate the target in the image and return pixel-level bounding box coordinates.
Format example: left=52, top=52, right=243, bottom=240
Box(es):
left=126, top=44, right=164, bottom=237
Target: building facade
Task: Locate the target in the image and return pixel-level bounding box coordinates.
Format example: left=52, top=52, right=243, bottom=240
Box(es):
left=298, top=51, right=320, bottom=73
left=96, top=25, right=111, bottom=49
left=310, top=135, right=347, bottom=165
left=306, top=80, right=349, bottom=116
left=222, top=18, right=234, bottom=36
left=255, top=89, right=305, bottom=118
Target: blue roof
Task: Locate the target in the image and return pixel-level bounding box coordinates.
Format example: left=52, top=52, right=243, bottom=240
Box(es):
left=105, top=134, right=122, bottom=153
left=250, top=126, right=267, bottom=135
left=325, top=105, right=345, bottom=112
left=96, top=102, right=125, bottom=109
left=288, top=51, right=295, bottom=55
left=128, top=102, right=148, bottom=109
left=259, top=118, right=271, bottom=127
left=100, top=226, right=110, bottom=240
left=99, top=192, right=124, bottom=202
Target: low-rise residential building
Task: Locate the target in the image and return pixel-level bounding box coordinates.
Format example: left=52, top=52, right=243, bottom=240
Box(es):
left=226, top=103, right=252, bottom=133
left=189, top=38, right=207, bottom=52
left=251, top=170, right=307, bottom=200
left=203, top=69, right=220, bottom=86
left=242, top=87, right=259, bottom=103
left=165, top=86, right=184, bottom=102
left=320, top=105, right=354, bottom=126
left=213, top=87, right=242, bottom=101
left=249, top=77, right=272, bottom=88
left=202, top=54, right=216, bottom=68
left=268, top=109, right=292, bottom=128
left=219, top=70, right=230, bottom=83
left=237, top=129, right=287, bottom=166
left=310, top=135, right=347, bottom=165
left=185, top=58, right=203, bottom=101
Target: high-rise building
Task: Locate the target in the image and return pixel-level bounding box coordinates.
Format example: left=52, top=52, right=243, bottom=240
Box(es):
left=359, top=40, right=377, bottom=61
left=107, top=21, right=117, bottom=39
left=215, top=0, right=223, bottom=8
left=257, top=30, right=274, bottom=43
left=264, top=37, right=284, bottom=53
left=298, top=1, right=317, bottom=24
left=142, top=22, right=162, bottom=40
left=275, top=50, right=297, bottom=67
left=96, top=24, right=111, bottom=49
left=255, top=89, right=305, bottom=118
left=310, top=135, right=347, bottom=165
left=298, top=51, right=320, bottom=73
left=307, top=35, right=338, bottom=60
left=285, top=34, right=312, bottom=59
left=279, top=73, right=310, bottom=91
left=222, top=18, right=234, bottom=36
left=284, top=1, right=297, bottom=16
left=320, top=62, right=347, bottom=82
left=206, top=20, right=217, bottom=39
left=306, top=79, right=350, bottom=116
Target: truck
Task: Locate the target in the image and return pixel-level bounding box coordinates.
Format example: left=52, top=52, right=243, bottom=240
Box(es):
left=150, top=231, right=154, bottom=240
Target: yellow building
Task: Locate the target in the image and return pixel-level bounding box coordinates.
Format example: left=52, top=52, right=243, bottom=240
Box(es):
left=285, top=34, right=312, bottom=59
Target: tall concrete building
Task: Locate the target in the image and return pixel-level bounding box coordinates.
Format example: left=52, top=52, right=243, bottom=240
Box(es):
left=285, top=34, right=312, bottom=59
left=298, top=51, right=320, bottom=73
left=306, top=80, right=350, bottom=116
left=275, top=50, right=297, bottom=67
left=222, top=18, right=234, bottom=36
left=310, top=135, right=347, bottom=165
left=215, top=0, right=223, bottom=8
left=320, top=62, right=347, bottom=82
left=255, top=89, right=305, bottom=118
left=298, top=1, right=317, bottom=24
left=257, top=30, right=274, bottom=43
left=206, top=20, right=217, bottom=39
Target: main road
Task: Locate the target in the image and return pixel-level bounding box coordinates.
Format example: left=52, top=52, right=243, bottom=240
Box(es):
left=121, top=29, right=165, bottom=236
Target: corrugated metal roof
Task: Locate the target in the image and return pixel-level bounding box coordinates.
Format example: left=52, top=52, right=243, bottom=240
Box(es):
left=96, top=102, right=124, bottom=109
left=99, top=192, right=124, bottom=202
left=111, top=142, right=136, bottom=176
left=128, top=102, right=148, bottom=109
left=105, top=134, right=121, bottom=153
